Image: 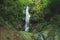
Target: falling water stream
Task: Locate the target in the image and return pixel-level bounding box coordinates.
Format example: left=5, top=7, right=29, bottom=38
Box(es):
left=24, top=6, right=30, bottom=32
left=24, top=6, right=47, bottom=40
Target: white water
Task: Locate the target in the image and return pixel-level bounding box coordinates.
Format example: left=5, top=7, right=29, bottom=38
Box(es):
left=38, top=32, right=47, bottom=40
left=24, top=6, right=30, bottom=32
left=38, top=33, right=44, bottom=40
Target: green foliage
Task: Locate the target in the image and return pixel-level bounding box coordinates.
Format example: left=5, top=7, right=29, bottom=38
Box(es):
left=17, top=0, right=33, bottom=6
left=30, top=0, right=51, bottom=22
left=20, top=31, right=34, bottom=40
left=0, top=0, right=60, bottom=40
left=0, top=0, right=52, bottom=29
left=6, top=34, right=10, bottom=40
left=1, top=0, right=25, bottom=28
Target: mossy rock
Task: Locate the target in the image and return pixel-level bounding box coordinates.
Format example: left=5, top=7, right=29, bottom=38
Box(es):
left=20, top=31, right=34, bottom=40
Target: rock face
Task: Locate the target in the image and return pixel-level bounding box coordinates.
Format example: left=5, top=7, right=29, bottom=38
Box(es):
left=0, top=26, right=34, bottom=40
left=0, top=27, right=22, bottom=40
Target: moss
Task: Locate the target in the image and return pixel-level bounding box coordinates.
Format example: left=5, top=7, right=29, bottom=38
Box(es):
left=20, top=31, right=34, bottom=40
left=19, top=31, right=59, bottom=40
left=6, top=34, right=10, bottom=40
left=55, top=35, right=58, bottom=40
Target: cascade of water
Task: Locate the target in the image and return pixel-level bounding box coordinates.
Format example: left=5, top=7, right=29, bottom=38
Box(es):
left=38, top=33, right=45, bottom=40
left=24, top=6, right=30, bottom=32
left=37, top=32, right=47, bottom=40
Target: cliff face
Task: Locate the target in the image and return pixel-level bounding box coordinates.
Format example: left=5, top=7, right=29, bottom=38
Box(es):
left=0, top=27, right=20, bottom=40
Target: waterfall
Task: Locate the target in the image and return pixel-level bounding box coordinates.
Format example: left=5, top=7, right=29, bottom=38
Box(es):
left=37, top=32, right=47, bottom=40
left=24, top=6, right=30, bottom=32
